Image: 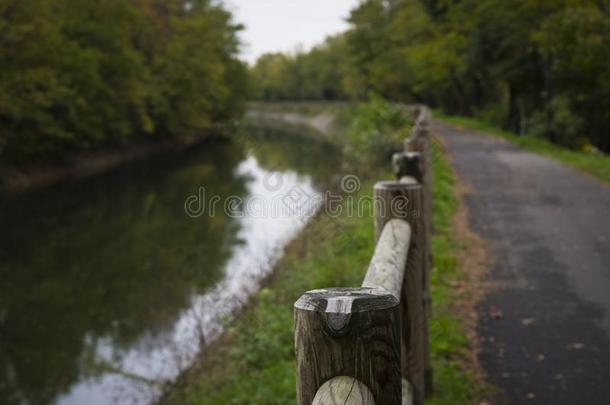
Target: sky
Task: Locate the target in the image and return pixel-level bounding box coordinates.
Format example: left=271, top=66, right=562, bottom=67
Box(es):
left=224, top=0, right=360, bottom=64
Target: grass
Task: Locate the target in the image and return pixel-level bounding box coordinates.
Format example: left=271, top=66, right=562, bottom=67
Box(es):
left=435, top=112, right=610, bottom=184
left=162, top=137, right=487, bottom=404
left=427, top=139, right=489, bottom=403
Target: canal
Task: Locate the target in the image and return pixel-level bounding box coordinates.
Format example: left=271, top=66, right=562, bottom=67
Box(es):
left=0, top=127, right=341, bottom=404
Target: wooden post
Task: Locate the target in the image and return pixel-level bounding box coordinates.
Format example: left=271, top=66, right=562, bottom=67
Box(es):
left=374, top=177, right=415, bottom=241
left=393, top=152, right=423, bottom=183
left=405, top=121, right=434, bottom=395
left=374, top=180, right=426, bottom=405
left=405, top=108, right=432, bottom=224
left=295, top=288, right=402, bottom=405
left=392, top=150, right=433, bottom=395
left=405, top=126, right=432, bottom=237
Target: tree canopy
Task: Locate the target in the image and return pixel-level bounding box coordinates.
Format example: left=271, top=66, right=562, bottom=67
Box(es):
left=251, top=0, right=610, bottom=152
left=0, top=0, right=248, bottom=161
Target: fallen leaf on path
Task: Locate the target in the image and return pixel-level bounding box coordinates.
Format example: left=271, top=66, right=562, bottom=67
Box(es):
left=489, top=307, right=503, bottom=319
left=521, top=318, right=535, bottom=326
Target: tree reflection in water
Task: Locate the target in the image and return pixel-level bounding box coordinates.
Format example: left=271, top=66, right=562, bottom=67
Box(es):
left=0, top=129, right=341, bottom=405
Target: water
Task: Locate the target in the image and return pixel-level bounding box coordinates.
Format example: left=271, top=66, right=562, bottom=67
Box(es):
left=0, top=128, right=341, bottom=405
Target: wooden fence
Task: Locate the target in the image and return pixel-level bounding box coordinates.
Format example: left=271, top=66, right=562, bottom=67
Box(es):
left=294, top=106, right=434, bottom=405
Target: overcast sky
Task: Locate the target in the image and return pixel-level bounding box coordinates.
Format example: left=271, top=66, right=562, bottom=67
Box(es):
left=224, top=0, right=360, bottom=64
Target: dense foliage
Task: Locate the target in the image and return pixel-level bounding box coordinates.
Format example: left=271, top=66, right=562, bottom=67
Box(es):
left=0, top=0, right=248, bottom=161
left=251, top=0, right=610, bottom=152
left=250, top=36, right=355, bottom=101
left=343, top=94, right=411, bottom=161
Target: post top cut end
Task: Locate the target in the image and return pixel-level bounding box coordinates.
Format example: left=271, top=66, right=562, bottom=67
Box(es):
left=294, top=287, right=398, bottom=314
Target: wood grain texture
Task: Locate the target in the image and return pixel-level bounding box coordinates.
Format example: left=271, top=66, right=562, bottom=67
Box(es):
left=374, top=181, right=426, bottom=405
left=312, top=376, right=375, bottom=405
left=404, top=116, right=434, bottom=395
left=363, top=219, right=411, bottom=300
left=373, top=178, right=417, bottom=241
left=295, top=288, right=402, bottom=405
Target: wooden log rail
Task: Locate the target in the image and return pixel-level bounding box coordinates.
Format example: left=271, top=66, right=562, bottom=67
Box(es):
left=295, top=106, right=434, bottom=405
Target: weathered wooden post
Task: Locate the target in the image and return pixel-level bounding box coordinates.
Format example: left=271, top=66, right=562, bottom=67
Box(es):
left=404, top=112, right=434, bottom=395
left=405, top=107, right=432, bottom=231
left=392, top=151, right=433, bottom=396
left=393, top=151, right=423, bottom=183
left=295, top=288, right=402, bottom=405
left=374, top=179, right=426, bottom=405
left=405, top=126, right=432, bottom=238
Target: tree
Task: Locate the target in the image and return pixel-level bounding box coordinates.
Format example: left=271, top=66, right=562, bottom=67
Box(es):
left=0, top=0, right=248, bottom=162
left=251, top=0, right=610, bottom=152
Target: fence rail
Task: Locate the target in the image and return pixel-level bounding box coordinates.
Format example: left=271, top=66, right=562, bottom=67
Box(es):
left=294, top=106, right=434, bottom=405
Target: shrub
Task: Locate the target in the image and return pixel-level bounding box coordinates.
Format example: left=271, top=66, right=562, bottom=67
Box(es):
left=344, top=93, right=410, bottom=161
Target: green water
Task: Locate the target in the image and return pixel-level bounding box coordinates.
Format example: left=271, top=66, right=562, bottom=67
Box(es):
left=0, top=128, right=341, bottom=405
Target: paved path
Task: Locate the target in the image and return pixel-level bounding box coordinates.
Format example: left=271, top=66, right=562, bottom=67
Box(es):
left=433, top=121, right=610, bottom=404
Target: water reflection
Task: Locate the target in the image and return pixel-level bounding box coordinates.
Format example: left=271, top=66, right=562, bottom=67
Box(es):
left=0, top=129, right=341, bottom=404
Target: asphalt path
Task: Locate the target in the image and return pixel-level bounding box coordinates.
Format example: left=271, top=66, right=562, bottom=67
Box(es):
left=433, top=120, right=610, bottom=404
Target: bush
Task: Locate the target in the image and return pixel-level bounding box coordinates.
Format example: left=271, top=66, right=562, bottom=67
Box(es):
left=344, top=93, right=410, bottom=161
